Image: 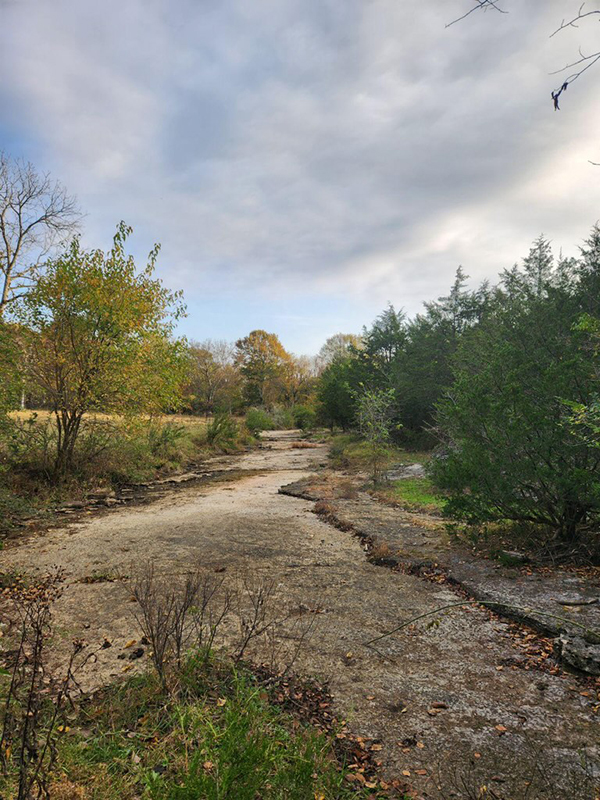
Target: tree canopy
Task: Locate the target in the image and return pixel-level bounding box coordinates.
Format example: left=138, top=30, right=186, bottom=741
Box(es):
left=18, top=222, right=186, bottom=473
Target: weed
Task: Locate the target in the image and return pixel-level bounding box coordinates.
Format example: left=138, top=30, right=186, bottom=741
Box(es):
left=376, top=477, right=444, bottom=513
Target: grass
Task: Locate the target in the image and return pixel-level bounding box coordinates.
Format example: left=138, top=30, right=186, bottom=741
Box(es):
left=0, top=411, right=254, bottom=539
left=37, top=657, right=385, bottom=800
left=376, top=477, right=444, bottom=514
left=9, top=410, right=211, bottom=429
left=329, top=434, right=431, bottom=472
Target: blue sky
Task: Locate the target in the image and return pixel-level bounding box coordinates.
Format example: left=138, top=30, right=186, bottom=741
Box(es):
left=2, top=0, right=600, bottom=354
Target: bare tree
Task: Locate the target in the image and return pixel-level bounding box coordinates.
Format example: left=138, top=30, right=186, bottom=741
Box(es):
left=0, top=153, right=79, bottom=315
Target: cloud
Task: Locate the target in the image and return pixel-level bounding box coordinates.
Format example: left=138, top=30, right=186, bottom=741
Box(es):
left=1, top=0, right=600, bottom=352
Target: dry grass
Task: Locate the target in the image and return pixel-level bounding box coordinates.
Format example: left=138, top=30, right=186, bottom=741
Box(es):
left=48, top=781, right=87, bottom=800
left=10, top=409, right=209, bottom=429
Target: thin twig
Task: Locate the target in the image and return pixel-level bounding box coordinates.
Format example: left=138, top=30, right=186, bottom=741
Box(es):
left=364, top=600, right=600, bottom=647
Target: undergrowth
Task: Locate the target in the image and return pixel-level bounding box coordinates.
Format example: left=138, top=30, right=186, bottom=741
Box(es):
left=329, top=434, right=431, bottom=475
left=0, top=412, right=252, bottom=538
left=50, top=658, right=385, bottom=800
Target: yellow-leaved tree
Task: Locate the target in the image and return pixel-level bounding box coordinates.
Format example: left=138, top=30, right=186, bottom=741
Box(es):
left=235, top=330, right=291, bottom=407
left=19, top=222, right=187, bottom=475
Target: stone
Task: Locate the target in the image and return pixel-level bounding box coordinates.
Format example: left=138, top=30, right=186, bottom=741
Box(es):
left=555, top=634, right=600, bottom=676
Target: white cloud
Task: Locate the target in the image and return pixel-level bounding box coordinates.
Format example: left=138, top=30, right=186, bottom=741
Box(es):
left=1, top=0, right=600, bottom=351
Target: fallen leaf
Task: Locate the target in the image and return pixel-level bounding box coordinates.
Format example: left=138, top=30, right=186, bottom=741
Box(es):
left=124, top=639, right=137, bottom=649
left=217, top=698, right=227, bottom=707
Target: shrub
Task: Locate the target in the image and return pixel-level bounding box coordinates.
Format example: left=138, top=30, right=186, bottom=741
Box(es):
left=293, top=405, right=316, bottom=431
left=270, top=405, right=295, bottom=429
left=245, top=408, right=275, bottom=435
left=356, top=388, right=399, bottom=482
left=205, top=413, right=240, bottom=451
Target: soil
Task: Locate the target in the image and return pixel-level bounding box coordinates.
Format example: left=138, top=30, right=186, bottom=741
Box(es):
left=1, top=431, right=599, bottom=799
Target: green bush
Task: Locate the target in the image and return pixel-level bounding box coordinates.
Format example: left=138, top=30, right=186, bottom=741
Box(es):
left=431, top=238, right=600, bottom=547
left=205, top=413, right=240, bottom=451
left=270, top=405, right=295, bottom=429
left=293, top=405, right=316, bottom=431
left=245, top=408, right=275, bottom=435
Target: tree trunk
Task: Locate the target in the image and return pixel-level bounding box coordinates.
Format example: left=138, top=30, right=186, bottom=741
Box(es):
left=54, top=411, right=83, bottom=478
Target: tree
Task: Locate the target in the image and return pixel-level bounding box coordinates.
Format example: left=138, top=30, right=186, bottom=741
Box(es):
left=316, top=333, right=362, bottom=371
left=317, top=356, right=358, bottom=430
left=0, top=321, right=22, bottom=421
left=356, top=387, right=398, bottom=481
left=430, top=234, right=600, bottom=545
left=235, top=330, right=291, bottom=407
left=501, top=235, right=554, bottom=300
left=0, top=153, right=79, bottom=316
left=397, top=269, right=491, bottom=438
left=19, top=222, right=186, bottom=475
left=279, top=355, right=316, bottom=406
left=186, top=340, right=241, bottom=415
left=362, top=306, right=405, bottom=371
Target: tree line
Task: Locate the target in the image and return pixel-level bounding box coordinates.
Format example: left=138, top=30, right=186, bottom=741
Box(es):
left=0, top=154, right=332, bottom=480
left=2, top=151, right=600, bottom=550
left=318, top=232, right=600, bottom=548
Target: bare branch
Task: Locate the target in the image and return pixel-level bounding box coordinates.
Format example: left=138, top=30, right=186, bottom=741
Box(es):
left=450, top=2, right=600, bottom=114
left=0, top=152, right=81, bottom=315
left=550, top=4, right=600, bottom=38
left=446, top=0, right=507, bottom=29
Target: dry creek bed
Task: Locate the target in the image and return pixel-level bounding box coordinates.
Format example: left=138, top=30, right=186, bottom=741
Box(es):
left=1, top=431, right=599, bottom=799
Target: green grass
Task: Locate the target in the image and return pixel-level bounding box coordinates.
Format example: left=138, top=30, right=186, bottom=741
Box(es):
left=46, top=657, right=383, bottom=800
left=329, top=433, right=431, bottom=472
left=378, top=477, right=444, bottom=513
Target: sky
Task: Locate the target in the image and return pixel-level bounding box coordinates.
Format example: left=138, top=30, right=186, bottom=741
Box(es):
left=1, top=0, right=600, bottom=355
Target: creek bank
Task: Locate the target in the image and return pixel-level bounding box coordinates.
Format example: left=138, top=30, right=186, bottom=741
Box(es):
left=280, top=476, right=600, bottom=676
